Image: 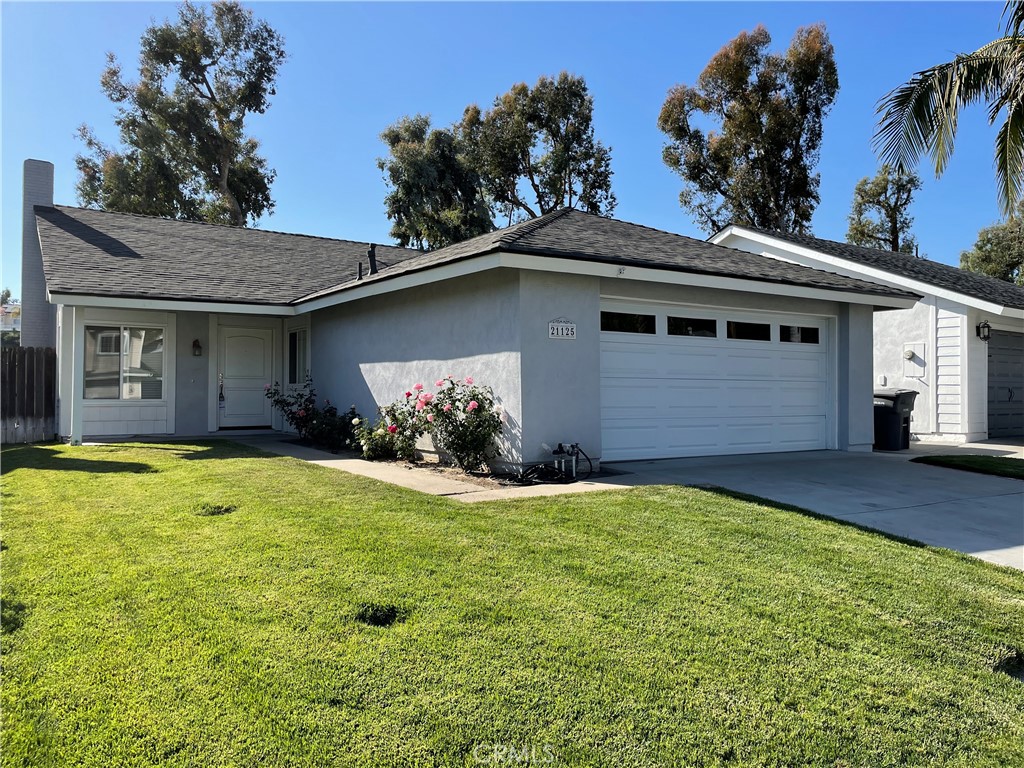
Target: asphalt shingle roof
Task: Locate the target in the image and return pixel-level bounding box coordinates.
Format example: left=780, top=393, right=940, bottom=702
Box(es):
left=300, top=208, right=919, bottom=302
left=738, top=226, right=1024, bottom=311
left=36, top=205, right=917, bottom=306
left=35, top=205, right=415, bottom=305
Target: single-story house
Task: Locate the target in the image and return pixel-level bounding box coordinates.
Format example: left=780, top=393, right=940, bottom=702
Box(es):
left=712, top=226, right=1024, bottom=442
left=21, top=158, right=921, bottom=466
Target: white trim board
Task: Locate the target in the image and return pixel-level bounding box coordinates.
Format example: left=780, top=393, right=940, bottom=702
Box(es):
left=50, top=292, right=294, bottom=316
left=712, top=226, right=1024, bottom=319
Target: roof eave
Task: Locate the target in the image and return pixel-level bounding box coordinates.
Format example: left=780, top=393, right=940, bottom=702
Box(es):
left=48, top=291, right=296, bottom=316
left=716, top=226, right=1023, bottom=316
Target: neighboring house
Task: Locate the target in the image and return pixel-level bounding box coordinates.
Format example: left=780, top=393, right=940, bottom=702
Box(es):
left=0, top=304, right=22, bottom=332
left=21, top=159, right=919, bottom=466
left=712, top=226, right=1024, bottom=441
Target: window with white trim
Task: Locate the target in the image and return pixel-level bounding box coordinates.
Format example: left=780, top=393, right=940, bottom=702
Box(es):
left=84, top=326, right=165, bottom=400
left=287, top=328, right=308, bottom=385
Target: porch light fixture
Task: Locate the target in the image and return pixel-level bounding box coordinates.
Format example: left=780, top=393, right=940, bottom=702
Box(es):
left=192, top=339, right=203, bottom=356
left=976, top=321, right=991, bottom=343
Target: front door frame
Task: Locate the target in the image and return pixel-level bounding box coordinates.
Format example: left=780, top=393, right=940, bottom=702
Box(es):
left=207, top=314, right=284, bottom=432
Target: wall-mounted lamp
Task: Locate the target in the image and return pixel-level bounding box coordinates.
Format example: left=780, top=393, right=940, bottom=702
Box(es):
left=192, top=339, right=203, bottom=356
left=976, top=321, right=991, bottom=342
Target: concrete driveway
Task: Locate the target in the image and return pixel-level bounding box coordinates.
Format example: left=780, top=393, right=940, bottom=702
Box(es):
left=605, top=444, right=1024, bottom=570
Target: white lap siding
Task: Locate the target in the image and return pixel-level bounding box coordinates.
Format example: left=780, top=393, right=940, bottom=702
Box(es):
left=935, top=303, right=963, bottom=436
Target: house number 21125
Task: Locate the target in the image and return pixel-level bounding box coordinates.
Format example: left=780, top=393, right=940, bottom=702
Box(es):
left=548, top=322, right=577, bottom=340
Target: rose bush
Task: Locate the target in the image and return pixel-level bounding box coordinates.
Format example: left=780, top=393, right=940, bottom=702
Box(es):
left=265, top=377, right=360, bottom=452
left=356, top=377, right=504, bottom=470
left=428, top=376, right=502, bottom=471
left=355, top=387, right=431, bottom=461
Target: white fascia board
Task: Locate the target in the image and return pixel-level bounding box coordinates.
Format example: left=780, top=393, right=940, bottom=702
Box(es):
left=501, top=252, right=918, bottom=309
left=48, top=292, right=294, bottom=316
left=293, top=249, right=916, bottom=313
left=714, top=227, right=1022, bottom=319
left=294, top=254, right=503, bottom=313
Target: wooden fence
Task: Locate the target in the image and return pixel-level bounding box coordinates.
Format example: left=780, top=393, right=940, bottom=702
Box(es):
left=1, top=346, right=56, bottom=444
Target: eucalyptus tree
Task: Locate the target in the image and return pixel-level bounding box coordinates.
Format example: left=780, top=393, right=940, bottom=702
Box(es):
left=76, top=1, right=286, bottom=226
left=658, top=24, right=839, bottom=234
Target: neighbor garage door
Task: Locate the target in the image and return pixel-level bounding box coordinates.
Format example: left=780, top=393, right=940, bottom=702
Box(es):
left=988, top=329, right=1024, bottom=438
left=600, top=301, right=832, bottom=461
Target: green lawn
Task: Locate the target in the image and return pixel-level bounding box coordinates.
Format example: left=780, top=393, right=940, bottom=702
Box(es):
left=2, top=442, right=1024, bottom=767
left=910, top=454, right=1024, bottom=481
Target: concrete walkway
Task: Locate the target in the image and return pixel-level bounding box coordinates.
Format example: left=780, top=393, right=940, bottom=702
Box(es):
left=240, top=436, right=1023, bottom=571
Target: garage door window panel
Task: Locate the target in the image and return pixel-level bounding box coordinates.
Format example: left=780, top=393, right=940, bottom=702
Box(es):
left=727, top=321, right=771, bottom=341
left=781, top=325, right=820, bottom=344
left=668, top=316, right=718, bottom=338
left=601, top=311, right=656, bottom=334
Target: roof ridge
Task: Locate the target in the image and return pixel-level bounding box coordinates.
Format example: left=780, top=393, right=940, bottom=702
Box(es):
left=497, top=207, right=575, bottom=246
left=44, top=203, right=414, bottom=252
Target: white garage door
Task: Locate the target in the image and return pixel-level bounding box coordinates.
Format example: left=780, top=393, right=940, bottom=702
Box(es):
left=600, top=302, right=833, bottom=461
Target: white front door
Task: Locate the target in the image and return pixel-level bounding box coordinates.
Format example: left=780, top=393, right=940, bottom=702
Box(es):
left=218, top=326, right=274, bottom=428
left=600, top=301, right=833, bottom=461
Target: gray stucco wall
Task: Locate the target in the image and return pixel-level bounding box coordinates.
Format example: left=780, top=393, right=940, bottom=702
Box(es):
left=838, top=303, right=875, bottom=451
left=174, top=311, right=212, bottom=435
left=518, top=271, right=602, bottom=464
left=310, top=269, right=524, bottom=463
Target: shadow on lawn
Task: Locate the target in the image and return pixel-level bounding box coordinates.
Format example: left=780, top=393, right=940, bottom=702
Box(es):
left=1, top=588, right=27, bottom=636
left=86, top=440, right=275, bottom=462
left=0, top=445, right=156, bottom=475
left=698, top=485, right=929, bottom=550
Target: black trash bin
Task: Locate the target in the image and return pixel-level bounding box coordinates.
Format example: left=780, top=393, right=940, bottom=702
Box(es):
left=873, top=389, right=918, bottom=451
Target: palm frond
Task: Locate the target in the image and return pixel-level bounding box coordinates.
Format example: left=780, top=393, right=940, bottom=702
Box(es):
left=1004, top=1, right=1023, bottom=39
left=994, top=98, right=1024, bottom=217
left=874, top=41, right=1016, bottom=176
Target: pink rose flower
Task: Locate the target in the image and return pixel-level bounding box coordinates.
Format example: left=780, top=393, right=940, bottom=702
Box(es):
left=443, top=403, right=452, bottom=412
left=387, top=424, right=398, bottom=434
left=298, top=409, right=306, bottom=417
left=465, top=377, right=474, bottom=385
left=435, top=379, right=445, bottom=387
left=426, top=413, right=435, bottom=423
left=467, top=400, right=478, bottom=412
left=264, top=384, right=271, bottom=390
left=415, top=401, right=425, bottom=411
left=413, top=383, right=424, bottom=391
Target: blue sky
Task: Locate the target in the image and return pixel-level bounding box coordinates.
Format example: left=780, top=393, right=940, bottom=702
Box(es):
left=1, top=1, right=1009, bottom=299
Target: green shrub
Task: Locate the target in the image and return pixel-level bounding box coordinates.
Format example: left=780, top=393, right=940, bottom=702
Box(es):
left=265, top=378, right=361, bottom=452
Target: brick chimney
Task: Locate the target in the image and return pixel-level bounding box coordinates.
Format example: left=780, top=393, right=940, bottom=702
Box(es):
left=21, top=159, right=55, bottom=347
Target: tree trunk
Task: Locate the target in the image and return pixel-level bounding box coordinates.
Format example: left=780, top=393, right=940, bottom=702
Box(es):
left=218, top=153, right=244, bottom=227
